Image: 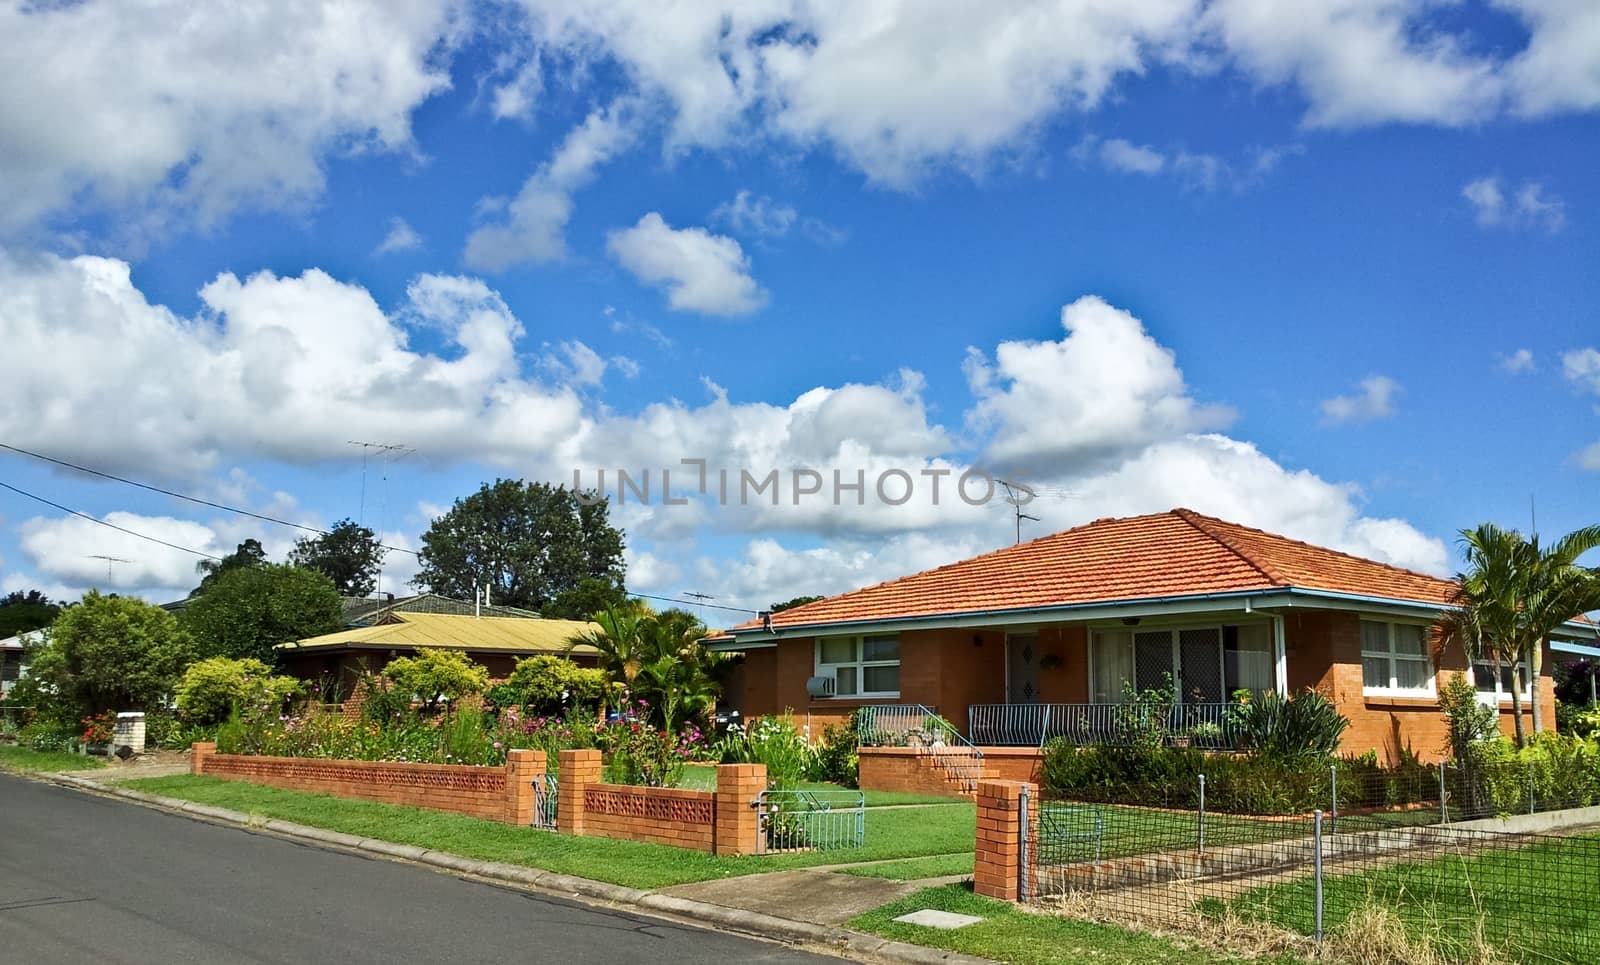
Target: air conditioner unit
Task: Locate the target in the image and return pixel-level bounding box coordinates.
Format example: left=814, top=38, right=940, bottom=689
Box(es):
left=806, top=675, right=836, bottom=698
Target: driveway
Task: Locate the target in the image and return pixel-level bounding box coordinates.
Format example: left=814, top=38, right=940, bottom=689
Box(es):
left=0, top=773, right=842, bottom=965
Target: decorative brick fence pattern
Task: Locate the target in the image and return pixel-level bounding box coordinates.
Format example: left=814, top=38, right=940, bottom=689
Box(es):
left=190, top=742, right=542, bottom=825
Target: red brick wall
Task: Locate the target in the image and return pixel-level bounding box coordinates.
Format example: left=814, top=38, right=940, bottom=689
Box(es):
left=974, top=779, right=1034, bottom=901
left=1037, top=625, right=1089, bottom=704
left=1284, top=610, right=1561, bottom=763
left=192, top=744, right=536, bottom=824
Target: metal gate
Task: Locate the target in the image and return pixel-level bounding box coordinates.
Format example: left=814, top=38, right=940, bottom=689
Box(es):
left=532, top=773, right=558, bottom=830
left=755, top=789, right=865, bottom=854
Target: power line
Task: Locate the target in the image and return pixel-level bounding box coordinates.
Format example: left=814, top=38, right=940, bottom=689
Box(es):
left=0, top=480, right=222, bottom=560
left=0, top=441, right=418, bottom=557
left=630, top=591, right=759, bottom=615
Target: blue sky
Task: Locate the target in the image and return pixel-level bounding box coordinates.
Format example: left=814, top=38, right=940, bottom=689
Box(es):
left=1, top=1, right=1597, bottom=613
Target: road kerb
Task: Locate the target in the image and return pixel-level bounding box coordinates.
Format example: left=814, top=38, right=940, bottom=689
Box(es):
left=43, top=772, right=996, bottom=965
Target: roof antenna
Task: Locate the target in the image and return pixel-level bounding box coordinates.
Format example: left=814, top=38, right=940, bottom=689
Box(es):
left=685, top=591, right=715, bottom=622
left=86, top=554, right=131, bottom=585
left=997, top=479, right=1039, bottom=545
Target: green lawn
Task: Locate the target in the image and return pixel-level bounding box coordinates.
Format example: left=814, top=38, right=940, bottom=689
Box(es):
left=1224, top=832, right=1600, bottom=964
left=837, top=853, right=974, bottom=880
left=122, top=774, right=975, bottom=890
left=851, top=884, right=1302, bottom=965
left=0, top=745, right=106, bottom=773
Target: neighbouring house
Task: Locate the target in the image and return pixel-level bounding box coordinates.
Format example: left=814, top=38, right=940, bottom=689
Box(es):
left=709, top=509, right=1599, bottom=783
left=275, top=611, right=600, bottom=687
left=336, top=592, right=544, bottom=627
left=0, top=630, right=35, bottom=698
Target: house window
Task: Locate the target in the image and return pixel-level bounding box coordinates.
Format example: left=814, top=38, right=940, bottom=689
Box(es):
left=1090, top=624, right=1274, bottom=703
left=1471, top=653, right=1532, bottom=702
left=1360, top=621, right=1433, bottom=695
left=816, top=635, right=900, bottom=697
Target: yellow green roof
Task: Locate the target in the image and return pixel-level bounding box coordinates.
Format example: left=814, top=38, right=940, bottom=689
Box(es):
left=277, top=611, right=601, bottom=656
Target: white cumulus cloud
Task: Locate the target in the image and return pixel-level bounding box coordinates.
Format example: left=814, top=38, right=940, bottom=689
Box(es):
left=375, top=216, right=424, bottom=255
left=1463, top=176, right=1567, bottom=232
left=1321, top=375, right=1402, bottom=425
left=606, top=213, right=768, bottom=316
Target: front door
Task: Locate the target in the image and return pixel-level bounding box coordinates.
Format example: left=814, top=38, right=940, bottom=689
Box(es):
left=1006, top=633, right=1040, bottom=704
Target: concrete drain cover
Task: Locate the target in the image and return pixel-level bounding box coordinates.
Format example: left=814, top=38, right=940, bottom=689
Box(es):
left=892, top=909, right=984, bottom=930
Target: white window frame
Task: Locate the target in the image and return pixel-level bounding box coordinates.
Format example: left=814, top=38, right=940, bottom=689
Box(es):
left=1360, top=620, right=1436, bottom=697
left=1087, top=622, right=1276, bottom=704
left=814, top=635, right=900, bottom=699
left=1471, top=652, right=1532, bottom=704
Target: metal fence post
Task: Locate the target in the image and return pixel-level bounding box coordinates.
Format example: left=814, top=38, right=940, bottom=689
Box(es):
left=1439, top=760, right=1448, bottom=824
left=1197, top=773, right=1206, bottom=854
left=1018, top=785, right=1031, bottom=902
left=1313, top=809, right=1325, bottom=945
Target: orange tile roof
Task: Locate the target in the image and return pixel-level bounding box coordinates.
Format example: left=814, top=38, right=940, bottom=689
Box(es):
left=730, top=508, right=1459, bottom=633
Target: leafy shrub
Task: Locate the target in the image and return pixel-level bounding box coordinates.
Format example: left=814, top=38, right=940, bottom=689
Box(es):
left=491, top=656, right=607, bottom=715
left=174, top=657, right=302, bottom=725
left=81, top=709, right=116, bottom=745
left=1042, top=740, right=1433, bottom=815
left=163, top=721, right=220, bottom=751
left=600, top=721, right=694, bottom=787
left=715, top=713, right=814, bottom=790
left=1465, top=732, right=1600, bottom=815
left=1227, top=689, right=1349, bottom=761
left=808, top=718, right=860, bottom=787
left=1439, top=673, right=1499, bottom=759
left=1557, top=701, right=1600, bottom=738
left=383, top=649, right=489, bottom=713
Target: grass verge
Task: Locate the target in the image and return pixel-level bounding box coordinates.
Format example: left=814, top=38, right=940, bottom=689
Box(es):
left=122, top=774, right=975, bottom=890
left=1224, top=833, right=1600, bottom=964
left=0, top=745, right=106, bottom=773
left=851, top=884, right=1300, bottom=965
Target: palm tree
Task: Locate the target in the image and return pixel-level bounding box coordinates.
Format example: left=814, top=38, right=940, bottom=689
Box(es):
left=568, top=604, right=648, bottom=691
left=1521, top=525, right=1600, bottom=734
left=1450, top=522, right=1600, bottom=747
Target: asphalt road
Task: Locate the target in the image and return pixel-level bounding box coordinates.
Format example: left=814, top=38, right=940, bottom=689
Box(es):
left=0, top=773, right=843, bottom=965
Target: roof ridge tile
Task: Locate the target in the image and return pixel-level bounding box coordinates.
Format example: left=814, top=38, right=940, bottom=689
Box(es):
left=1172, top=508, right=1290, bottom=587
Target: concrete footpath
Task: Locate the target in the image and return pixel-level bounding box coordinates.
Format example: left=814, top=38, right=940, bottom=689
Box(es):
left=43, top=771, right=994, bottom=965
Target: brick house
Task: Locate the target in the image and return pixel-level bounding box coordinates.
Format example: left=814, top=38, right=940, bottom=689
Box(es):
left=276, top=611, right=600, bottom=686
left=710, top=509, right=1599, bottom=775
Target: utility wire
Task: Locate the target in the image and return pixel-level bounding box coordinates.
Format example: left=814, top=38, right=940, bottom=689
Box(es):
left=630, top=592, right=759, bottom=615
left=0, top=479, right=222, bottom=561
left=0, top=441, right=418, bottom=557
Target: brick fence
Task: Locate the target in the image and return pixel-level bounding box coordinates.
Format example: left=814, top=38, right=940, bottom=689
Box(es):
left=190, top=743, right=766, bottom=854
left=190, top=741, right=541, bottom=824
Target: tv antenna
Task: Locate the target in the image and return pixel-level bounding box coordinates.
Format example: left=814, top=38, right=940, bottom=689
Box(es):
left=348, top=441, right=416, bottom=599
left=86, top=554, right=131, bottom=585
left=684, top=591, right=716, bottom=622
left=996, top=479, right=1039, bottom=545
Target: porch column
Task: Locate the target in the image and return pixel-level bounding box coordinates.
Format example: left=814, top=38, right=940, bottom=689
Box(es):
left=1272, top=614, right=1289, bottom=695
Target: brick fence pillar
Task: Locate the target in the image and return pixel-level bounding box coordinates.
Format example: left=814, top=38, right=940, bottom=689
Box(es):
left=712, top=763, right=767, bottom=856
left=557, top=748, right=602, bottom=835
left=974, top=779, right=1034, bottom=901
left=191, top=741, right=216, bottom=776
left=504, top=749, right=545, bottom=825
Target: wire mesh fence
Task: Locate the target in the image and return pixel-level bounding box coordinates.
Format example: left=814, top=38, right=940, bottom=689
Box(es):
left=756, top=789, right=866, bottom=854
left=1026, top=763, right=1600, bottom=963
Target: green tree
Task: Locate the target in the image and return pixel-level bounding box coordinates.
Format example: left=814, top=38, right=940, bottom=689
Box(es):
left=174, top=657, right=303, bottom=724
left=569, top=604, right=651, bottom=688
left=0, top=589, right=61, bottom=638
left=191, top=538, right=267, bottom=597
left=27, top=591, right=194, bottom=714
left=383, top=648, right=489, bottom=713
left=414, top=479, right=625, bottom=612
left=770, top=595, right=824, bottom=613
left=288, top=519, right=387, bottom=596
left=572, top=605, right=727, bottom=730
left=1449, top=522, right=1600, bottom=747
left=543, top=576, right=629, bottom=620
left=180, top=563, right=343, bottom=663
left=496, top=655, right=607, bottom=714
